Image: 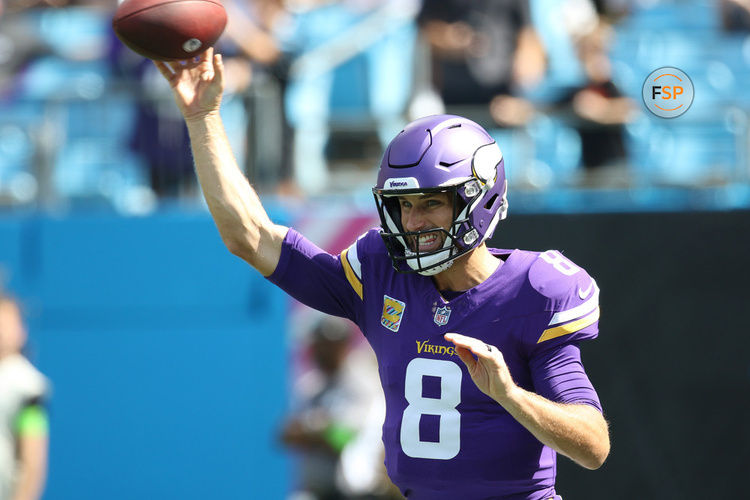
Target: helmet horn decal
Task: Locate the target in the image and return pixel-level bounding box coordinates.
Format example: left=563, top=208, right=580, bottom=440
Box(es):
left=472, top=142, right=502, bottom=189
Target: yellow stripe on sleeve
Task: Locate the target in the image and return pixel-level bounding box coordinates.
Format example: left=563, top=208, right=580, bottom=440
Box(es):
left=341, top=249, right=363, bottom=300
left=537, top=307, right=600, bottom=343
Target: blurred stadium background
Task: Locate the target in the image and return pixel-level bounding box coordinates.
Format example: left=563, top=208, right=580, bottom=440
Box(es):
left=0, top=0, right=748, bottom=498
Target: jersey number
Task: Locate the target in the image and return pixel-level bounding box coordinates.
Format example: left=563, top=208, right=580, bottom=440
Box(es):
left=540, top=250, right=580, bottom=276
left=400, top=358, right=462, bottom=460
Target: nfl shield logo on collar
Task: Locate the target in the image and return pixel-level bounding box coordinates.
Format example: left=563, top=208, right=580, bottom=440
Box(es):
left=433, top=306, right=451, bottom=326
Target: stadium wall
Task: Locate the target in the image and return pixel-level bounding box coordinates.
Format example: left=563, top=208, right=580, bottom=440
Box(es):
left=490, top=210, right=750, bottom=499
left=1, top=209, right=747, bottom=499
left=0, top=211, right=292, bottom=500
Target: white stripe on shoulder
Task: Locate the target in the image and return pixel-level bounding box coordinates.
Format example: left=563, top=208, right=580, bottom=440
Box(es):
left=346, top=240, right=362, bottom=280
left=548, top=281, right=599, bottom=326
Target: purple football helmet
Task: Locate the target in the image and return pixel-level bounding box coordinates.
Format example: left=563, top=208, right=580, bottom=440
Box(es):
left=373, top=114, right=508, bottom=276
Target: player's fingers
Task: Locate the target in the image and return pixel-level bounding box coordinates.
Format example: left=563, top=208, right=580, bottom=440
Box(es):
left=444, top=332, right=476, bottom=351
left=153, top=60, right=173, bottom=78
left=153, top=60, right=168, bottom=73
left=153, top=60, right=182, bottom=87
left=478, top=345, right=504, bottom=370
left=213, top=53, right=224, bottom=87
left=445, top=333, right=490, bottom=357
left=453, top=345, right=477, bottom=370
left=199, top=47, right=214, bottom=80
left=165, top=60, right=184, bottom=74
left=180, top=56, right=204, bottom=70
left=444, top=332, right=472, bottom=345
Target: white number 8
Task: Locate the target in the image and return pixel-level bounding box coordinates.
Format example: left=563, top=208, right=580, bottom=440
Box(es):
left=400, top=358, right=462, bottom=460
left=540, top=250, right=580, bottom=276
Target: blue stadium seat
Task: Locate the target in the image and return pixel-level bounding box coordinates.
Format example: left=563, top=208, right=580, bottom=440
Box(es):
left=19, top=56, right=108, bottom=101
left=530, top=0, right=585, bottom=91
left=490, top=118, right=581, bottom=190
left=489, top=128, right=526, bottom=188
left=527, top=117, right=582, bottom=187
left=0, top=124, right=34, bottom=196
left=0, top=101, right=45, bottom=203
left=284, top=3, right=416, bottom=128
left=607, top=1, right=749, bottom=189
left=282, top=2, right=417, bottom=192
left=620, top=2, right=719, bottom=32
left=627, top=117, right=738, bottom=186
left=51, top=94, right=150, bottom=207
left=36, top=6, right=110, bottom=58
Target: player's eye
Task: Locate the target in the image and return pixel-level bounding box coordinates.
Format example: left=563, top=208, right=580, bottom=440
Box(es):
left=400, top=200, right=412, bottom=209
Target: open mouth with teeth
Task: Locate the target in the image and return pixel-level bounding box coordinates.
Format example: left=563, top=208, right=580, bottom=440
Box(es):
left=410, top=231, right=443, bottom=252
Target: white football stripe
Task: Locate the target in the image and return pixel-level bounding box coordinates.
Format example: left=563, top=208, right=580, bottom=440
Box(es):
left=548, top=282, right=599, bottom=326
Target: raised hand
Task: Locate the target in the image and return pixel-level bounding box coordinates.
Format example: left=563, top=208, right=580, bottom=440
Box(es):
left=153, top=47, right=224, bottom=121
left=444, top=332, right=517, bottom=404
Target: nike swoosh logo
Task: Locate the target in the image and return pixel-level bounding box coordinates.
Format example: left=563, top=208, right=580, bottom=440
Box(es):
left=579, top=280, right=595, bottom=299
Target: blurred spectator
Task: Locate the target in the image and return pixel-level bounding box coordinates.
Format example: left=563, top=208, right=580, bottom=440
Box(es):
left=555, top=20, right=636, bottom=186
left=1, top=0, right=108, bottom=99
left=590, top=0, right=631, bottom=21
left=416, top=0, right=545, bottom=123
left=1, top=0, right=133, bottom=207
left=223, top=0, right=296, bottom=193
left=0, top=294, right=50, bottom=500
left=0, top=0, right=55, bottom=99
left=109, top=25, right=259, bottom=200
left=720, top=0, right=750, bottom=32
left=112, top=0, right=418, bottom=198
left=225, top=0, right=286, bottom=69
left=111, top=53, right=198, bottom=199
left=280, top=316, right=398, bottom=500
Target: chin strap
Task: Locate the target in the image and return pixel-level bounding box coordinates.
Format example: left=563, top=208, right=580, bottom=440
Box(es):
left=404, top=245, right=456, bottom=276
left=415, top=259, right=454, bottom=276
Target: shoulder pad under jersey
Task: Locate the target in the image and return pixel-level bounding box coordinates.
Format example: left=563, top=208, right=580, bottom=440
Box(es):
left=340, top=228, right=383, bottom=300
left=528, top=250, right=600, bottom=344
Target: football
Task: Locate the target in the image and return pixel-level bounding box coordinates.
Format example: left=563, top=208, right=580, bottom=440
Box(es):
left=112, top=0, right=227, bottom=61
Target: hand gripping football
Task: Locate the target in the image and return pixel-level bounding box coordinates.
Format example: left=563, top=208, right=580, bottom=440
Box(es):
left=112, top=0, right=227, bottom=61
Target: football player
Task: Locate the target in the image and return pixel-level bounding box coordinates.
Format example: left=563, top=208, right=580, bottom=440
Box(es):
left=0, top=295, right=49, bottom=500
left=155, top=48, right=609, bottom=499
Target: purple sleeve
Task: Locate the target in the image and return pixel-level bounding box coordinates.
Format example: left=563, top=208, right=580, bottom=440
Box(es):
left=529, top=343, right=602, bottom=413
left=266, top=228, right=362, bottom=323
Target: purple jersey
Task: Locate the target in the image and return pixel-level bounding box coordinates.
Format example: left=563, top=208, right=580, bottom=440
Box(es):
left=269, top=228, right=601, bottom=499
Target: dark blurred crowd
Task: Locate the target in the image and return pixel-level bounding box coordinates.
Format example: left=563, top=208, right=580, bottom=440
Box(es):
left=0, top=0, right=748, bottom=207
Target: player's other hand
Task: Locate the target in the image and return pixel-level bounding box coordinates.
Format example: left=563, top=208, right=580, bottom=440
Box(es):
left=444, top=333, right=517, bottom=404
left=153, top=47, right=224, bottom=122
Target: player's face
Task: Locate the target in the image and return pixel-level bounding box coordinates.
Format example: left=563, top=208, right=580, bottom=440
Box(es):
left=0, top=301, right=26, bottom=357
left=398, top=192, right=453, bottom=253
